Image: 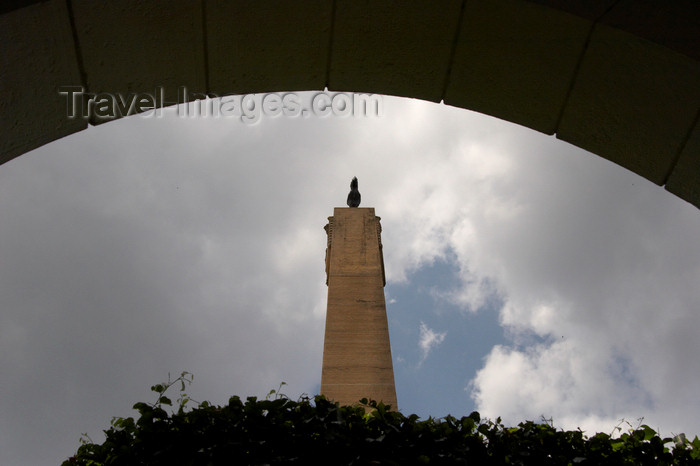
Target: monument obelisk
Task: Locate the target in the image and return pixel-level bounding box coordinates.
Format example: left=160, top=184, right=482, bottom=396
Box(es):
left=320, top=177, right=398, bottom=409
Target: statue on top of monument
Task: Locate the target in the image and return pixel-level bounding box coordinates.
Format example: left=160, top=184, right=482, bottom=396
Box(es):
left=347, top=177, right=361, bottom=207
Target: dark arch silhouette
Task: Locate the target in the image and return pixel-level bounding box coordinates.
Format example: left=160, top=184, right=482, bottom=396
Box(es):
left=1, top=1, right=698, bottom=208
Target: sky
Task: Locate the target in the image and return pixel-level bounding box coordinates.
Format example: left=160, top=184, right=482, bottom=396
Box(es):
left=1, top=93, right=699, bottom=466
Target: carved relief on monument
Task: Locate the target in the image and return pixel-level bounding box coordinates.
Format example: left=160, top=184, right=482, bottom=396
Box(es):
left=324, top=217, right=334, bottom=285
left=376, top=216, right=386, bottom=287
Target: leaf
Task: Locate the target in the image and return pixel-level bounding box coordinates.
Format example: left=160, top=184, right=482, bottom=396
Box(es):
left=151, top=384, right=165, bottom=394
left=641, top=424, right=656, bottom=441
left=133, top=402, right=150, bottom=414
left=461, top=417, right=475, bottom=433
left=611, top=439, right=625, bottom=451
left=674, top=433, right=687, bottom=446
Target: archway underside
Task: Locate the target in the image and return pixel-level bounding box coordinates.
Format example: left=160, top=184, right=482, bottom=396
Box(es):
left=1, top=0, right=698, bottom=208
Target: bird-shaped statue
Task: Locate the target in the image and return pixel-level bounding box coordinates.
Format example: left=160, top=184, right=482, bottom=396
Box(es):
left=346, top=177, right=361, bottom=207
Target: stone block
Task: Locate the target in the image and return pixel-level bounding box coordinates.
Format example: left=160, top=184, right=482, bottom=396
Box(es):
left=600, top=0, right=700, bottom=61
left=206, top=0, right=331, bottom=95
left=0, top=0, right=86, bottom=165
left=71, top=0, right=206, bottom=123
left=445, top=0, right=591, bottom=135
left=557, top=24, right=700, bottom=185
left=666, top=119, right=700, bottom=208
left=330, top=0, right=461, bottom=101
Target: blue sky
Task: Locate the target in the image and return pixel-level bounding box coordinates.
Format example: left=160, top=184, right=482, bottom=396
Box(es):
left=388, top=258, right=507, bottom=418
left=1, top=93, right=699, bottom=466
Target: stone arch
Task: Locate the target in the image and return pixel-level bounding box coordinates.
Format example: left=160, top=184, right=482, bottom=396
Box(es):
left=1, top=0, right=698, bottom=207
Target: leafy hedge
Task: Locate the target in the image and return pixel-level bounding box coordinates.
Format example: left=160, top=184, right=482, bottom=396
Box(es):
left=64, top=373, right=700, bottom=465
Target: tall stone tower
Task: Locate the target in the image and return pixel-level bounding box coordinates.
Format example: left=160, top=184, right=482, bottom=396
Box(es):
left=320, top=199, right=398, bottom=409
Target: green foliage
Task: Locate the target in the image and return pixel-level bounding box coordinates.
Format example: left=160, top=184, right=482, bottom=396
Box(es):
left=63, top=374, right=700, bottom=465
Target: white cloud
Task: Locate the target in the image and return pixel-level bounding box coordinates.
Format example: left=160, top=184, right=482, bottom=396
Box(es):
left=418, top=321, right=447, bottom=363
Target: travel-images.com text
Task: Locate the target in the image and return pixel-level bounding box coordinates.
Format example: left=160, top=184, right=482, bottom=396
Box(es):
left=59, top=86, right=383, bottom=124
